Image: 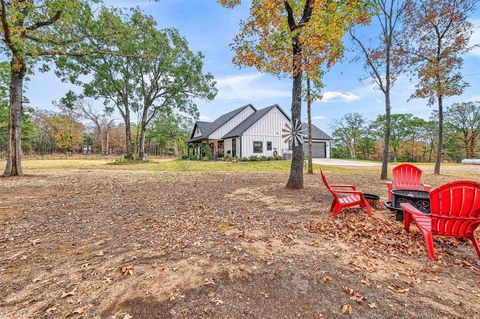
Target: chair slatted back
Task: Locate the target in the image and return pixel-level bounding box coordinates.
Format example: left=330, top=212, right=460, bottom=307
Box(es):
left=429, top=181, right=480, bottom=237
left=392, top=164, right=423, bottom=190
left=320, top=170, right=338, bottom=201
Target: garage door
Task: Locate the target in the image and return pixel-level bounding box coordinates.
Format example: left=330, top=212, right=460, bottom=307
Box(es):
left=303, top=141, right=326, bottom=158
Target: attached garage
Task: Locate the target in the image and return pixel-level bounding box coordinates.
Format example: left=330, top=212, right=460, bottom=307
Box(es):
left=303, top=141, right=327, bottom=158
left=303, top=124, right=332, bottom=158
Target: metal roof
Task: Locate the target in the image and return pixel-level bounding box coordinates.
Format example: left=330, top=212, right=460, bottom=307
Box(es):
left=188, top=104, right=255, bottom=142
left=309, top=124, right=333, bottom=140
left=188, top=103, right=332, bottom=142
left=222, top=104, right=289, bottom=139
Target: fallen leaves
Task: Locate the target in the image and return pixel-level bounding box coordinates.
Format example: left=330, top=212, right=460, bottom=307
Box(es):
left=2, top=168, right=480, bottom=319
left=121, top=266, right=134, bottom=276
left=68, top=306, right=86, bottom=316
left=61, top=287, right=77, bottom=298
left=341, top=304, right=352, bottom=315
left=343, top=286, right=365, bottom=304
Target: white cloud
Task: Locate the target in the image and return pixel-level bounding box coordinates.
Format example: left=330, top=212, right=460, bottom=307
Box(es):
left=470, top=19, right=480, bottom=57
left=320, top=91, right=360, bottom=103
left=215, top=73, right=291, bottom=100
left=198, top=115, right=211, bottom=121
left=311, top=115, right=327, bottom=120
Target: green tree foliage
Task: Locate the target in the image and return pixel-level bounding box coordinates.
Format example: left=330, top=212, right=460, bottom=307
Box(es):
left=445, top=101, right=480, bottom=159
left=332, top=111, right=444, bottom=163
left=371, top=113, right=416, bottom=162
left=58, top=8, right=216, bottom=161
left=0, top=0, right=98, bottom=176
left=331, top=113, right=367, bottom=159
left=146, top=112, right=193, bottom=158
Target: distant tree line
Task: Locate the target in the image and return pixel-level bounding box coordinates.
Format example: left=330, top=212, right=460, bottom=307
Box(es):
left=0, top=102, right=193, bottom=158
left=332, top=101, right=480, bottom=163
left=0, top=61, right=193, bottom=157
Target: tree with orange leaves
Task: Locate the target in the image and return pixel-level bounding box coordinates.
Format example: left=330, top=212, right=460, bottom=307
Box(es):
left=401, top=0, right=478, bottom=175
left=220, top=0, right=373, bottom=189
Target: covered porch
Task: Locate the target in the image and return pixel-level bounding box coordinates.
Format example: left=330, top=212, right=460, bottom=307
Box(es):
left=187, top=139, right=225, bottom=159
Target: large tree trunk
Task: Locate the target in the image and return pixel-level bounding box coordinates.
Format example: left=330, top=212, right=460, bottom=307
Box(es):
left=470, top=136, right=476, bottom=159
left=105, top=130, right=110, bottom=155
left=137, top=107, right=149, bottom=162
left=306, top=77, right=313, bottom=175
left=3, top=57, right=26, bottom=177
left=286, top=38, right=304, bottom=189
left=123, top=107, right=134, bottom=160
left=434, top=94, right=443, bottom=175
left=381, top=88, right=391, bottom=180
left=95, top=125, right=105, bottom=155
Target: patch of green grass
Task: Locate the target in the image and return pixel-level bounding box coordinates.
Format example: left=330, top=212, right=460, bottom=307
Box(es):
left=108, top=157, right=152, bottom=165
left=15, top=158, right=349, bottom=173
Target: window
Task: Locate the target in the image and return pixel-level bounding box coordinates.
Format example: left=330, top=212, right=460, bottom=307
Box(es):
left=253, top=141, right=263, bottom=153
left=267, top=141, right=272, bottom=151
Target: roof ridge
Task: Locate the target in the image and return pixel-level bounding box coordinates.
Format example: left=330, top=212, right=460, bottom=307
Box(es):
left=222, top=104, right=289, bottom=139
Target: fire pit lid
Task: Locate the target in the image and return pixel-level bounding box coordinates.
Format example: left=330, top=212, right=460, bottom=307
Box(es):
left=363, top=193, right=380, bottom=201
left=391, top=189, right=429, bottom=199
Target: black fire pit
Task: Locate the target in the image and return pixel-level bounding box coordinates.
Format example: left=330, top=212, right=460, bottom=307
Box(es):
left=384, top=189, right=430, bottom=221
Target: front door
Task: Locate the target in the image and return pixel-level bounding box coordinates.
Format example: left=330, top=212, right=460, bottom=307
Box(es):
left=218, top=141, right=224, bottom=157
left=232, top=139, right=236, bottom=157
left=209, top=142, right=215, bottom=158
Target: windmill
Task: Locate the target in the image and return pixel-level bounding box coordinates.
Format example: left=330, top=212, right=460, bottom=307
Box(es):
left=282, top=120, right=306, bottom=147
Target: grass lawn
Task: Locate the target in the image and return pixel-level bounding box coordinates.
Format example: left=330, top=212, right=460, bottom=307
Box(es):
left=1, top=158, right=479, bottom=318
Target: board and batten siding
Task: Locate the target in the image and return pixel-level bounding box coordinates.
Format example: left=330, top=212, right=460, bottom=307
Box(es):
left=193, top=126, right=202, bottom=138
left=223, top=137, right=240, bottom=156
left=208, top=106, right=255, bottom=140
left=241, top=107, right=290, bottom=157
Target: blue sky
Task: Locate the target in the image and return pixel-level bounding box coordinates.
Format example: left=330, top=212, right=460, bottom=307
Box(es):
left=26, top=0, right=480, bottom=134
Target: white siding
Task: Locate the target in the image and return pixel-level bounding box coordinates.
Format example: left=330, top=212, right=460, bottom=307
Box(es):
left=224, top=138, right=232, bottom=154
left=209, top=106, right=255, bottom=140
left=223, top=138, right=241, bottom=157
left=193, top=126, right=202, bottom=138
left=241, top=107, right=290, bottom=157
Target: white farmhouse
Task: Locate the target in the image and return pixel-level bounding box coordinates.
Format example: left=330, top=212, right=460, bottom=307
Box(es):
left=187, top=104, right=332, bottom=159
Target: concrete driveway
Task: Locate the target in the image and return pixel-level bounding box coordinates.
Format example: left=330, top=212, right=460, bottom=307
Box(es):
left=312, top=158, right=381, bottom=167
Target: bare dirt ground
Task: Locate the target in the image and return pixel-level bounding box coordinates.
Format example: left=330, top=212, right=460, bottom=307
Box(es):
left=1, top=162, right=480, bottom=319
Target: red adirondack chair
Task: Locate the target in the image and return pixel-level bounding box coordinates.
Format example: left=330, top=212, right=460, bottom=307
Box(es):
left=386, top=164, right=432, bottom=201
left=401, top=181, right=480, bottom=261
left=320, top=170, right=372, bottom=218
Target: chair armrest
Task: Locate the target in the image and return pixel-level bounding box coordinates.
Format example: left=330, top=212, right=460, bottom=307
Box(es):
left=422, top=184, right=432, bottom=191
left=331, top=185, right=356, bottom=190
left=400, top=203, right=424, bottom=216
left=334, top=190, right=364, bottom=195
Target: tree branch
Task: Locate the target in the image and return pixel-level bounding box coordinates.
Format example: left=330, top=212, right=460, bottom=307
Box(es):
left=25, top=10, right=62, bottom=31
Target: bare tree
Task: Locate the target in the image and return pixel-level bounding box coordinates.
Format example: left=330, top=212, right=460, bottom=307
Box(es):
left=350, top=0, right=411, bottom=180
left=57, top=98, right=115, bottom=155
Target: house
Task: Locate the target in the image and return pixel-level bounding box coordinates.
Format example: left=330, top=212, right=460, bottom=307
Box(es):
left=187, top=104, right=332, bottom=159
